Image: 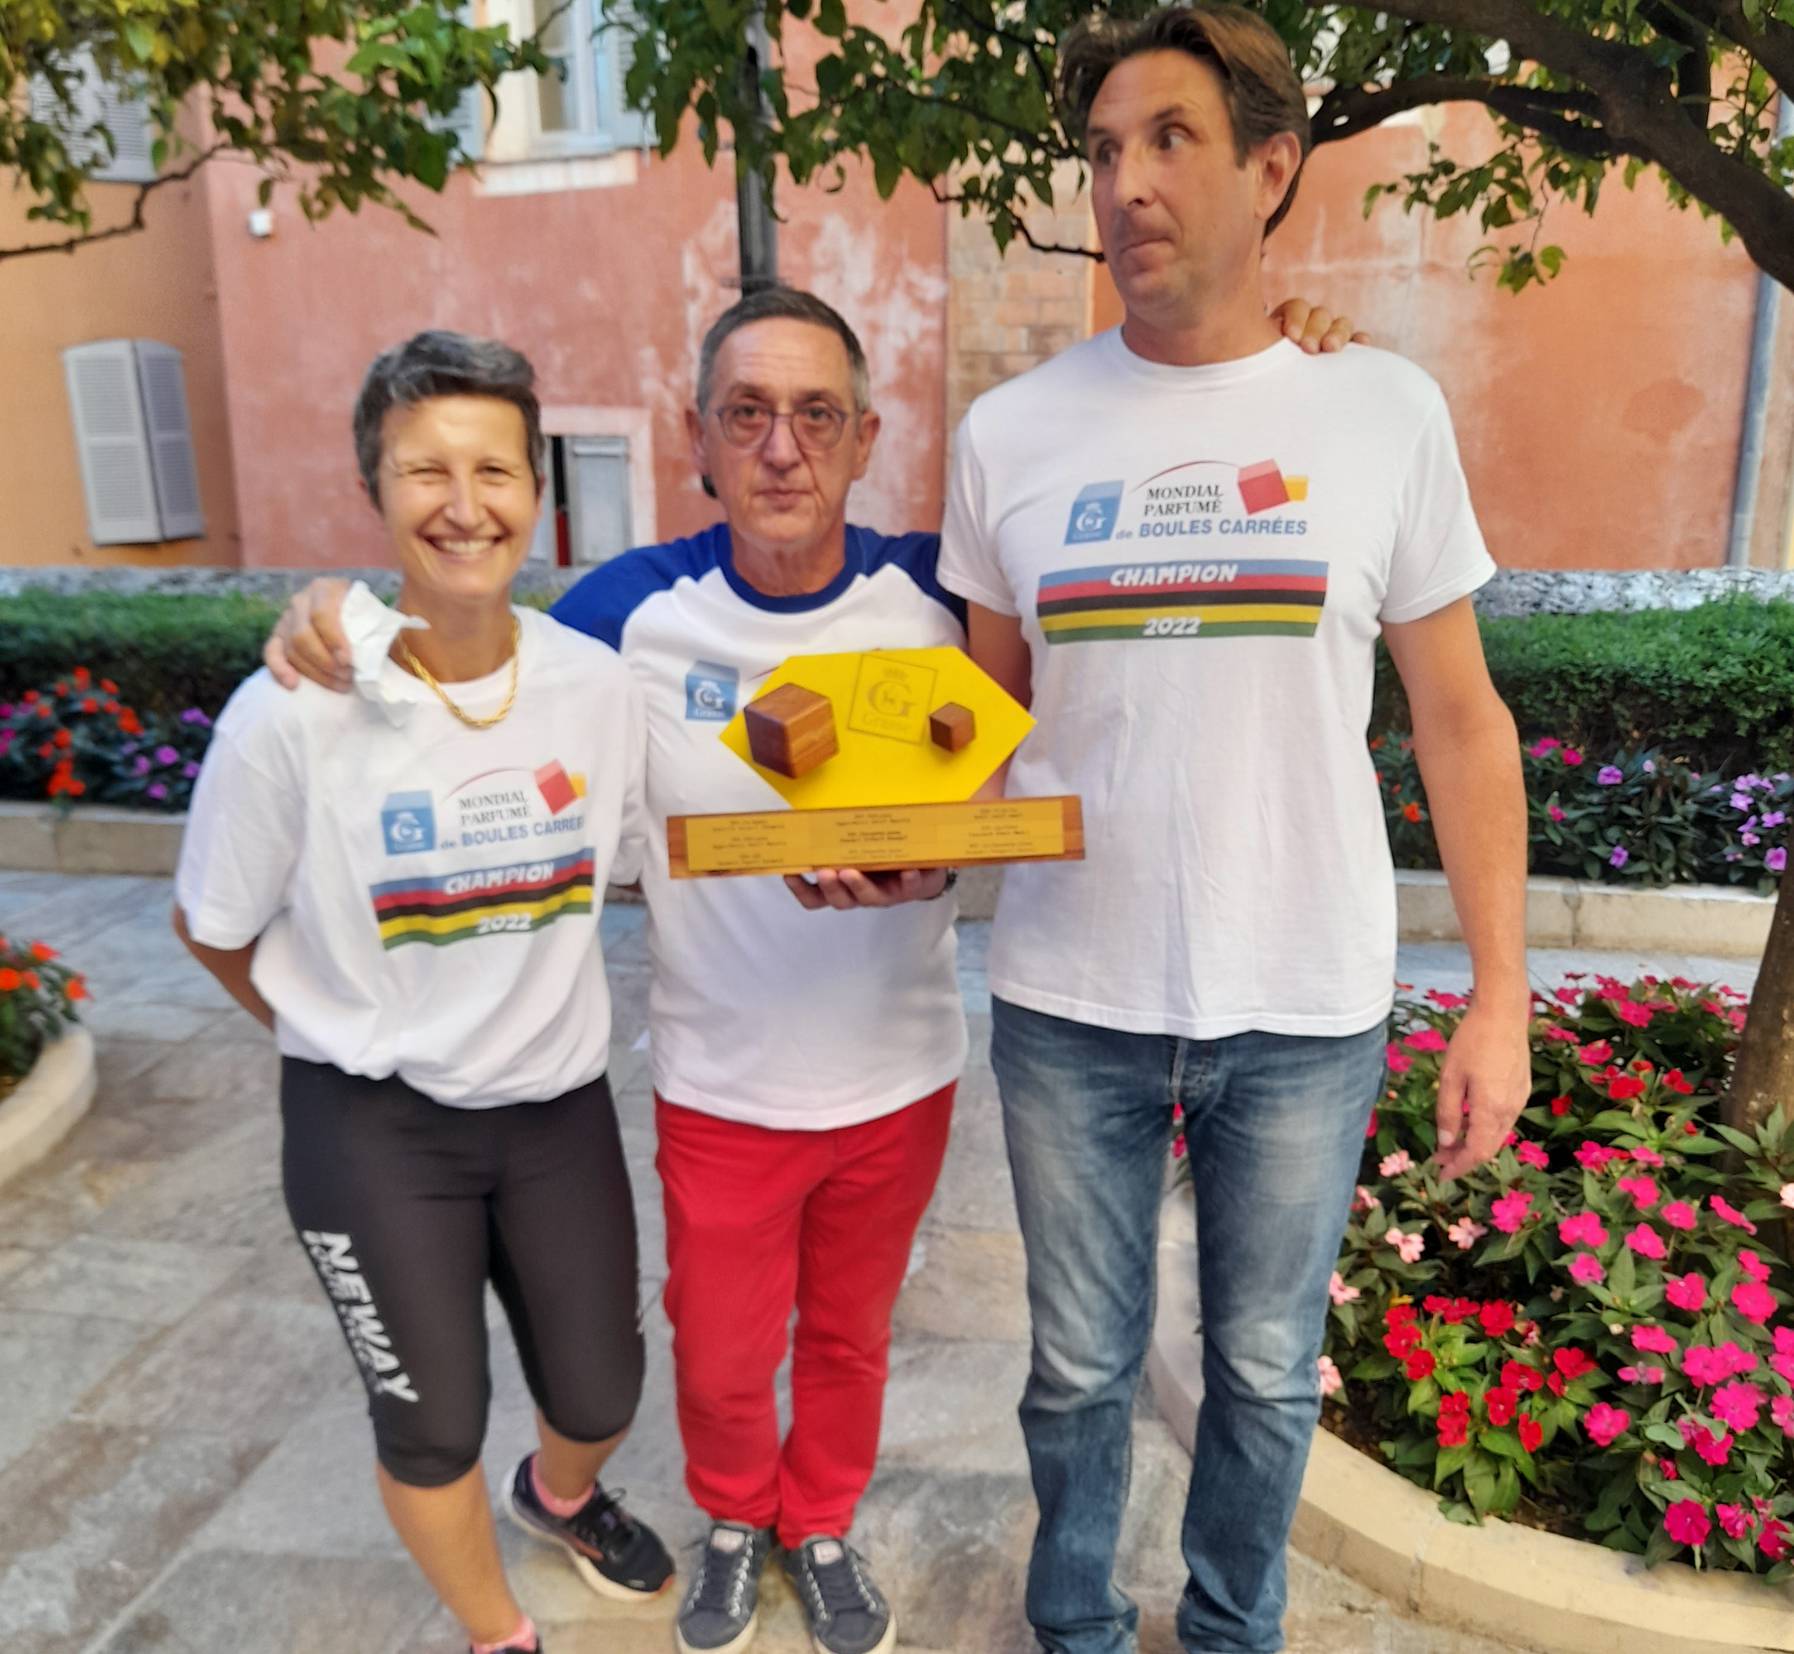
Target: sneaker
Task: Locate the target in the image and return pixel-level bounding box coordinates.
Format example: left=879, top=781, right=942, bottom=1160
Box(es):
left=674, top=1521, right=773, bottom=1654
left=467, top=1637, right=543, bottom=1654
left=781, top=1536, right=895, bottom=1654
left=503, top=1454, right=674, bottom=1601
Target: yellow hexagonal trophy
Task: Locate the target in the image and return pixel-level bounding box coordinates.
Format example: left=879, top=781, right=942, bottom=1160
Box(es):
left=666, top=647, right=1084, bottom=878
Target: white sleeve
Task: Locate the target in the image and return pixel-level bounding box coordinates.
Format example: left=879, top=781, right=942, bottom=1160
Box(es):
left=607, top=669, right=650, bottom=887
left=174, top=688, right=305, bottom=950
left=1379, top=386, right=1498, bottom=625
left=936, top=411, right=1019, bottom=617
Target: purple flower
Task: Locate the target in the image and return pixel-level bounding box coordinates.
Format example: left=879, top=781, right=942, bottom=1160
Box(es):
left=132, top=755, right=151, bottom=776
left=0, top=703, right=11, bottom=719
left=1733, top=793, right=1754, bottom=812
left=147, top=782, right=168, bottom=802
left=179, top=708, right=213, bottom=728
left=1743, top=832, right=1761, bottom=847
left=1597, top=766, right=1624, bottom=786
left=1610, top=845, right=1630, bottom=869
left=1763, top=811, right=1786, bottom=829
left=1643, top=759, right=1656, bottom=774
left=182, top=762, right=199, bottom=780
left=153, top=744, right=179, bottom=766
left=1770, top=848, right=1788, bottom=874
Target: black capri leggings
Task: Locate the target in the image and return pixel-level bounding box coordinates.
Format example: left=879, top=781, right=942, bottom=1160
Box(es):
left=280, top=1058, right=645, bottom=1488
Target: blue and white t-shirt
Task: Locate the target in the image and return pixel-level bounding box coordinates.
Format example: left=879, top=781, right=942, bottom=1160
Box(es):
left=554, top=522, right=970, bottom=1129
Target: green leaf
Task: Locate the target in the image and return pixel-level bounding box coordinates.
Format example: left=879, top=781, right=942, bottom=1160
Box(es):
left=1463, top=1451, right=1498, bottom=1516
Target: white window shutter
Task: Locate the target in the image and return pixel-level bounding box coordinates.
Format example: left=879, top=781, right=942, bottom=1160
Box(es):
left=598, top=1, right=650, bottom=149
left=62, top=341, right=163, bottom=545
left=29, top=48, right=156, bottom=184
left=133, top=341, right=206, bottom=540
left=565, top=437, right=632, bottom=563
left=436, top=2, right=487, bottom=162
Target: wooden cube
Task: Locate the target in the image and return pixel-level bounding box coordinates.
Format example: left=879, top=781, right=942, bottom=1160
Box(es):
left=929, top=702, right=976, bottom=753
left=745, top=683, right=838, bottom=778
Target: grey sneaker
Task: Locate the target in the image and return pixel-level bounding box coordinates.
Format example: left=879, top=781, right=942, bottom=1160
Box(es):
left=781, top=1536, right=895, bottom=1654
left=674, top=1521, right=773, bottom=1654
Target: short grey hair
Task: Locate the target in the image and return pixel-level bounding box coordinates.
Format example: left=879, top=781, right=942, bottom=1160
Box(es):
left=353, top=330, right=545, bottom=505
left=695, top=287, right=872, bottom=414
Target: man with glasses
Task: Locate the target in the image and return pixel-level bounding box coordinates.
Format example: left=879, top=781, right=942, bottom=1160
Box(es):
left=264, top=284, right=1357, bottom=1654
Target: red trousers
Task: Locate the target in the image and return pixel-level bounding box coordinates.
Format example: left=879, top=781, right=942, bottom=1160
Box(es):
left=655, top=1083, right=955, bottom=1549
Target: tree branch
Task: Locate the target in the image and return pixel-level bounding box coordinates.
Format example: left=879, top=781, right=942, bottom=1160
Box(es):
left=1312, top=75, right=1609, bottom=153
left=929, top=180, right=1102, bottom=259
left=0, top=143, right=228, bottom=264
left=1707, top=0, right=1794, bottom=94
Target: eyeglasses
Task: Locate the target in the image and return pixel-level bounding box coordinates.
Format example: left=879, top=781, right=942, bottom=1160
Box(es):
left=712, top=400, right=852, bottom=453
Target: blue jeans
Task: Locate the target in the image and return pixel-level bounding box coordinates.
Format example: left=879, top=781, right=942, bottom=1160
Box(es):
left=991, top=998, right=1386, bottom=1654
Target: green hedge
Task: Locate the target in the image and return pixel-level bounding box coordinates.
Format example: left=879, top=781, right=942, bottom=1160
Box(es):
left=1372, top=597, right=1794, bottom=774
left=4, top=589, right=1793, bottom=767
left=0, top=591, right=281, bottom=723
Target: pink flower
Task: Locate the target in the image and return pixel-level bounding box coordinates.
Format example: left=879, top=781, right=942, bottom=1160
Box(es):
left=1491, top=1190, right=1534, bottom=1234
left=1678, top=1418, right=1733, bottom=1467
left=1328, top=1271, right=1361, bottom=1306
left=1740, top=1250, right=1771, bottom=1284
left=1772, top=1327, right=1794, bottom=1384
left=1317, top=1353, right=1342, bottom=1398
left=1710, top=1381, right=1765, bottom=1432
left=1733, top=1278, right=1777, bottom=1324
left=1715, top=1340, right=1760, bottom=1377
left=1514, top=1141, right=1549, bottom=1170
left=1661, top=1201, right=1698, bottom=1231
left=1577, top=1040, right=1614, bottom=1066
left=1781, top=1183, right=1794, bottom=1209
left=1683, top=1345, right=1733, bottom=1385
left=1379, top=1149, right=1413, bottom=1178
left=1625, top=1224, right=1667, bottom=1261
left=1447, top=1217, right=1487, bottom=1251
left=1718, top=1503, right=1754, bottom=1541
left=1616, top=1175, right=1659, bottom=1208
left=1386, top=1226, right=1426, bottom=1264
left=1618, top=1364, right=1666, bottom=1385
left=1385, top=1048, right=1413, bottom=1075
left=1352, top=1185, right=1380, bottom=1213
left=1403, top=1027, right=1448, bottom=1053
left=1562, top=747, right=1585, bottom=766
left=1771, top=1394, right=1794, bottom=1437
left=1665, top=1501, right=1711, bottom=1547
left=1665, top=1273, right=1708, bottom=1312
left=1575, top=1141, right=1620, bottom=1171
left=1529, top=737, right=1561, bottom=758
left=1542, top=1025, right=1579, bottom=1043
left=1631, top=1324, right=1678, bottom=1355
left=1712, top=1196, right=1759, bottom=1235
left=1614, top=998, right=1655, bottom=1027
left=1630, top=1146, right=1665, bottom=1168
left=1569, top=1253, right=1606, bottom=1285
left=1558, top=1210, right=1608, bottom=1248
left=1762, top=1519, right=1794, bottom=1562
left=1584, top=1403, right=1631, bottom=1448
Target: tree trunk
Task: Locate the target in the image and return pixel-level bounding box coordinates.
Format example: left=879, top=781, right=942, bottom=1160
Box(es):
left=1725, top=872, right=1794, bottom=1129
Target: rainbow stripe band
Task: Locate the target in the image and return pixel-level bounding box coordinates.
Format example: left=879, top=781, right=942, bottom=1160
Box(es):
left=369, top=848, right=596, bottom=950
left=1037, top=558, right=1326, bottom=644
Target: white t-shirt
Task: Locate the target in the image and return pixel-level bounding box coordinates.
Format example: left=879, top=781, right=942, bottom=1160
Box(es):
left=176, top=603, right=647, bottom=1106
left=938, top=332, right=1496, bottom=1040
left=551, top=524, right=969, bottom=1130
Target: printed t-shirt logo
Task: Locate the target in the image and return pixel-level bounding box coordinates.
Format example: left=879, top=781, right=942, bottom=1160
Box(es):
left=1036, top=557, right=1328, bottom=644
left=380, top=792, right=435, bottom=855
left=1065, top=481, right=1124, bottom=545
left=368, top=848, right=597, bottom=949
left=686, top=660, right=739, bottom=721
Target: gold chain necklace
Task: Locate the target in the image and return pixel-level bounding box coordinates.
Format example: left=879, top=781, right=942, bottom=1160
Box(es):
left=396, top=616, right=521, bottom=730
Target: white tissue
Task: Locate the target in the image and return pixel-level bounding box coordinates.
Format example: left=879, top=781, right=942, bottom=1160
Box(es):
left=341, top=580, right=430, bottom=726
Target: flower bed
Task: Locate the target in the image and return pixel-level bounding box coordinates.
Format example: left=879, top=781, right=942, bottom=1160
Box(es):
left=0, top=932, right=88, bottom=1099
left=1379, top=735, right=1789, bottom=891
left=0, top=668, right=210, bottom=813
left=1324, top=975, right=1794, bottom=1577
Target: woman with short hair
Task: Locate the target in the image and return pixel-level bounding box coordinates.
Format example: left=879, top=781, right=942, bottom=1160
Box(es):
left=175, top=330, right=670, bottom=1654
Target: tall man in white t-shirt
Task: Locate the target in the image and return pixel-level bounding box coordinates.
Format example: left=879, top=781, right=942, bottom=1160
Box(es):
left=934, top=8, right=1530, bottom=1652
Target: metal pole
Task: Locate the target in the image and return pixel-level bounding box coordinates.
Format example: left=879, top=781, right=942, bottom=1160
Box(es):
left=736, top=8, right=778, bottom=292
left=1726, top=94, right=1794, bottom=568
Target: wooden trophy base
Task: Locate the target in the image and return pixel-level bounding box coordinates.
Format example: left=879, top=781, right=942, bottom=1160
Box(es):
left=667, top=796, right=1084, bottom=879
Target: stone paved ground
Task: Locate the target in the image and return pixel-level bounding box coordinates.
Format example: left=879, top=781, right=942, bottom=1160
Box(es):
left=0, top=871, right=1761, bottom=1654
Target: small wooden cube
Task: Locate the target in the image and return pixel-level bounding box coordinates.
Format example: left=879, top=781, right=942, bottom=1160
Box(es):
left=929, top=702, right=976, bottom=753
left=745, top=683, right=838, bottom=778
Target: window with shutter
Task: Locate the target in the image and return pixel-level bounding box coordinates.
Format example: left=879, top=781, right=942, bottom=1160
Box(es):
left=596, top=1, right=650, bottom=150
left=28, top=48, right=157, bottom=185
left=433, top=1, right=486, bottom=161
left=565, top=437, right=632, bottom=564
left=62, top=341, right=206, bottom=546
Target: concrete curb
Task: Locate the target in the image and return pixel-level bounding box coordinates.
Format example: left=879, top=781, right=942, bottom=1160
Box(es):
left=0, top=1026, right=96, bottom=1192
left=1147, top=1188, right=1794, bottom=1654
left=0, top=802, right=184, bottom=876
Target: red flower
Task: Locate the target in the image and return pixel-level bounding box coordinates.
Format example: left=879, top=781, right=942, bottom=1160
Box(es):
left=1502, top=1359, right=1544, bottom=1394
left=22, top=971, right=39, bottom=990
left=72, top=666, right=91, bottom=687
left=1384, top=1324, right=1423, bottom=1358
left=65, top=976, right=88, bottom=1002
left=1479, top=1302, right=1516, bottom=1338
left=29, top=942, right=56, bottom=963
left=1485, top=1387, right=1518, bottom=1427
left=1606, top=1076, right=1647, bottom=1102
left=1549, top=1095, right=1572, bottom=1116
left=1364, top=1109, right=1378, bottom=1139
left=1385, top=1302, right=1418, bottom=1327
left=79, top=697, right=97, bottom=714
left=1404, top=1350, right=1437, bottom=1380
left=1517, top=1414, right=1543, bottom=1453
left=1553, top=1348, right=1597, bottom=1382
left=1402, top=802, right=1422, bottom=823
left=0, top=969, right=20, bottom=992
left=52, top=728, right=71, bottom=749
left=101, top=677, right=118, bottom=694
